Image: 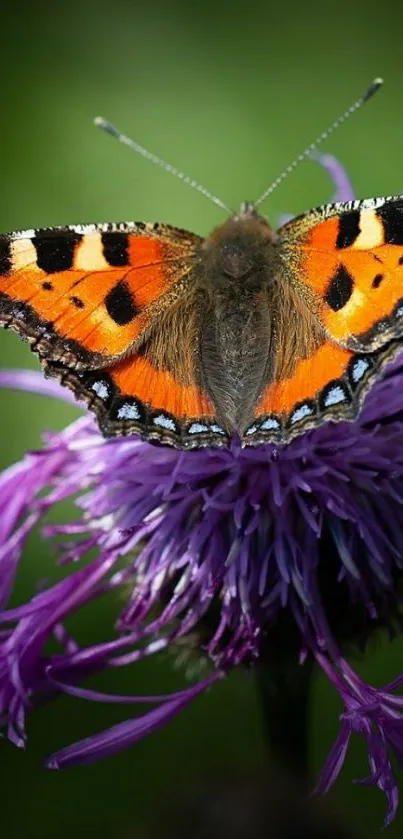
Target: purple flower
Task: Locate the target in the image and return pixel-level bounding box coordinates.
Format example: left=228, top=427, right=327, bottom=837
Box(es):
left=1, top=155, right=403, bottom=825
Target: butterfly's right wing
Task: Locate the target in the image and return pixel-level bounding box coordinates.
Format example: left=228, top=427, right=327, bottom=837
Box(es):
left=242, top=196, right=403, bottom=446
left=0, top=221, right=201, bottom=369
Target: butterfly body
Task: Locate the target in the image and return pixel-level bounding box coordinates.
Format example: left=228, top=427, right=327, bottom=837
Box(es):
left=195, top=209, right=281, bottom=435
left=1, top=196, right=403, bottom=449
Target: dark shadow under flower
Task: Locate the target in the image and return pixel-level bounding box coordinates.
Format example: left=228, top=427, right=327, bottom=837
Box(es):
left=1, top=155, right=403, bottom=825
left=140, top=768, right=357, bottom=839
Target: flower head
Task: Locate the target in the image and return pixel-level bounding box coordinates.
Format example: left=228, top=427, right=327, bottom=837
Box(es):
left=1, top=156, right=403, bottom=825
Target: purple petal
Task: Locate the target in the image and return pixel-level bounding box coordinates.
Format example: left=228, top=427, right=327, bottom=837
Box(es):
left=46, top=673, right=219, bottom=768
left=309, top=151, right=355, bottom=202
left=0, top=368, right=83, bottom=405
left=314, top=721, right=352, bottom=795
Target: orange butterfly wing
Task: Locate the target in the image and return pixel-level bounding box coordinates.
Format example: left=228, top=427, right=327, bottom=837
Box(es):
left=46, top=353, right=227, bottom=448
left=0, top=221, right=228, bottom=448
left=0, top=222, right=199, bottom=368
left=244, top=196, right=403, bottom=445
left=244, top=340, right=400, bottom=445
left=280, top=196, right=403, bottom=350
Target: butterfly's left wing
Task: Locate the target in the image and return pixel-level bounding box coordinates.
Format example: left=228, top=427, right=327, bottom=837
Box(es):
left=0, top=222, right=228, bottom=448
left=243, top=196, right=403, bottom=446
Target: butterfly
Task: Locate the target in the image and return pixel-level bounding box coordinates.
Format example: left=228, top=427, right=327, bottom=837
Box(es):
left=1, top=193, right=403, bottom=449
left=1, top=80, right=401, bottom=450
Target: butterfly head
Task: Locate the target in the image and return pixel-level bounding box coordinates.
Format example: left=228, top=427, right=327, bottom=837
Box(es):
left=201, top=203, right=278, bottom=284
left=238, top=200, right=258, bottom=217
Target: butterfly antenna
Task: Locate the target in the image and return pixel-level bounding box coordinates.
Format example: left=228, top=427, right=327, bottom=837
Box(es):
left=94, top=116, right=232, bottom=214
left=254, top=77, right=384, bottom=208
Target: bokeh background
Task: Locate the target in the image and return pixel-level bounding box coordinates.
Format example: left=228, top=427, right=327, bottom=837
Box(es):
left=1, top=0, right=403, bottom=836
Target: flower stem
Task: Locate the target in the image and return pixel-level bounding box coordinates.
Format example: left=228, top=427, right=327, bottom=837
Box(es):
left=256, top=650, right=314, bottom=782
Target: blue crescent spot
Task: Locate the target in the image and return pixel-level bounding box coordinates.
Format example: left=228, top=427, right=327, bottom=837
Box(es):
left=188, top=422, right=209, bottom=434
left=260, top=417, right=281, bottom=431
left=117, top=402, right=140, bottom=420
left=13, top=307, right=26, bottom=320
left=210, top=423, right=226, bottom=434
left=323, top=385, right=347, bottom=407
left=351, top=358, right=370, bottom=382
left=91, top=380, right=109, bottom=400
left=290, top=404, right=313, bottom=425
left=153, top=414, right=176, bottom=431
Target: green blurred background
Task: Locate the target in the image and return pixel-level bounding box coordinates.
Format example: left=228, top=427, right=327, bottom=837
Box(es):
left=1, top=0, right=403, bottom=835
